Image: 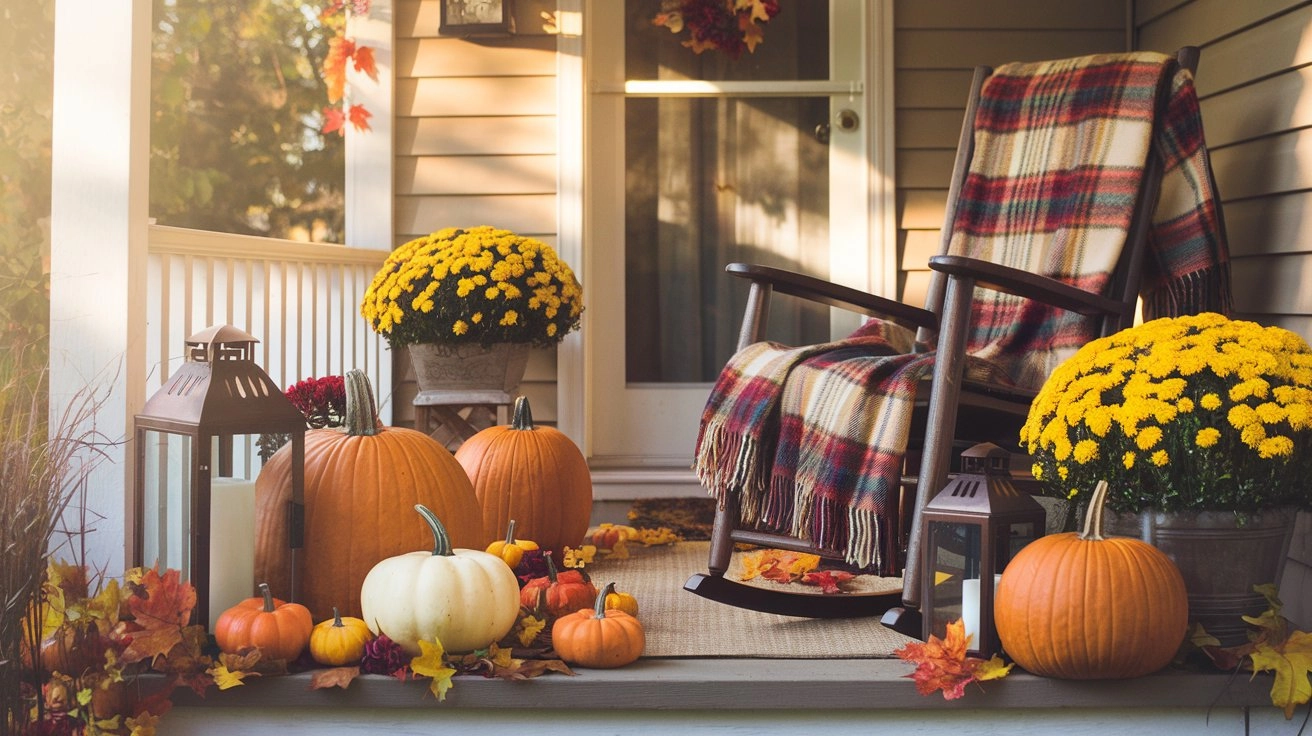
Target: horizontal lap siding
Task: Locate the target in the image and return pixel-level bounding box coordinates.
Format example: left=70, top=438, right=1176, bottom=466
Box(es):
left=892, top=0, right=1126, bottom=308
left=1137, top=0, right=1312, bottom=335
left=1138, top=0, right=1312, bottom=628
left=393, top=0, right=561, bottom=426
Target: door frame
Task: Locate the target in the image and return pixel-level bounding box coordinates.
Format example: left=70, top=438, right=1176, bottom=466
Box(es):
left=554, top=0, right=896, bottom=499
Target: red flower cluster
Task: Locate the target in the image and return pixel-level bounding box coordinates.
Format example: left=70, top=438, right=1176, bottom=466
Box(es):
left=285, top=375, right=347, bottom=429
left=653, top=0, right=781, bottom=59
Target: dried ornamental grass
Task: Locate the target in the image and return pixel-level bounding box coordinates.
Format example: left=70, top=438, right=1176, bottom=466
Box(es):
left=0, top=346, right=107, bottom=730
left=1020, top=312, right=1312, bottom=513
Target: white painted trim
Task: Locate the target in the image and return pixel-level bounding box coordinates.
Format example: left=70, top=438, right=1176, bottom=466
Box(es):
left=49, top=0, right=153, bottom=573
left=872, top=0, right=898, bottom=299
left=555, top=0, right=587, bottom=450
left=612, top=80, right=864, bottom=96
left=346, top=0, right=394, bottom=252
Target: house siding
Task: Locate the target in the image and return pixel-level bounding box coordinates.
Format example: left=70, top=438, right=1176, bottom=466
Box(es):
left=892, top=0, right=1127, bottom=307
left=1136, top=0, right=1312, bottom=631
left=392, top=0, right=561, bottom=427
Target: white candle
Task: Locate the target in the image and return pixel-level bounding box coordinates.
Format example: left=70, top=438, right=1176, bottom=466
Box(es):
left=961, top=578, right=982, bottom=644
left=209, top=477, right=257, bottom=626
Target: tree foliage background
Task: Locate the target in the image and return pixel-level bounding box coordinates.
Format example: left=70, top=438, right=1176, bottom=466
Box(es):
left=151, top=0, right=346, bottom=243
left=0, top=1, right=55, bottom=368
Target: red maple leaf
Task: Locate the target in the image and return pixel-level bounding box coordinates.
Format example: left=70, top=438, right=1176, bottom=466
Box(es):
left=347, top=103, right=372, bottom=133
left=800, top=570, right=855, bottom=594
left=323, top=106, right=347, bottom=135
left=121, top=566, right=196, bottom=664
left=352, top=45, right=378, bottom=81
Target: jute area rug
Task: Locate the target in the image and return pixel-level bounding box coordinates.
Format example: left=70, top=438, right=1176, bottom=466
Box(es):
left=584, top=541, right=916, bottom=658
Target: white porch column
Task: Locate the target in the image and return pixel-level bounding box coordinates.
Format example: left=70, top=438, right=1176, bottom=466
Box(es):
left=49, top=0, right=152, bottom=573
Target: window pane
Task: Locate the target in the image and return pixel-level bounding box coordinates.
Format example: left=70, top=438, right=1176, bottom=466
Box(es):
left=150, top=0, right=345, bottom=243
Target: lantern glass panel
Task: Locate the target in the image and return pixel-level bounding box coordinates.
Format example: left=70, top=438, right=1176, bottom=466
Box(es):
left=927, top=519, right=981, bottom=640
left=140, top=429, right=192, bottom=573
left=1000, top=520, right=1039, bottom=565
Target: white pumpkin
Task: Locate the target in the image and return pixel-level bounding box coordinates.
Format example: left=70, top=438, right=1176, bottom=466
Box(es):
left=360, top=504, right=520, bottom=654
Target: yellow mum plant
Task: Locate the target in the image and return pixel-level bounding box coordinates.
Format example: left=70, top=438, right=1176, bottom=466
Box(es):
left=1020, top=312, right=1312, bottom=513
left=361, top=226, right=583, bottom=349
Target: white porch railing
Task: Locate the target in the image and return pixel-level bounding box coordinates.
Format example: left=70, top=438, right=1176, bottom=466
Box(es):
left=141, top=225, right=391, bottom=618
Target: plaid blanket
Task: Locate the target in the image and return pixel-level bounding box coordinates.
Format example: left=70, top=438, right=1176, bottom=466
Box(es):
left=695, top=52, right=1231, bottom=572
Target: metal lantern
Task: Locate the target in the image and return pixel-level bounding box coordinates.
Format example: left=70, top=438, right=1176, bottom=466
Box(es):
left=130, top=325, right=306, bottom=628
left=920, top=442, right=1046, bottom=657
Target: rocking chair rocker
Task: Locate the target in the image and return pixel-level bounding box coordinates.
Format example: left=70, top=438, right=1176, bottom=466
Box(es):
left=684, top=46, right=1225, bottom=623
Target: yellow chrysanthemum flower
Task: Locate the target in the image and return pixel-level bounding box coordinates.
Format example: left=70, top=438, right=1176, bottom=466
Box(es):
left=1195, top=427, right=1221, bottom=448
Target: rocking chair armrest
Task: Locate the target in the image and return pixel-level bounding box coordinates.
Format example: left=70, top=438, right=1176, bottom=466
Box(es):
left=725, top=263, right=938, bottom=331
left=928, top=255, right=1131, bottom=318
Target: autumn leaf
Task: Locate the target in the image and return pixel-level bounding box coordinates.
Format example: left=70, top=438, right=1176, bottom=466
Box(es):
left=128, top=567, right=195, bottom=629
left=563, top=545, right=596, bottom=569
left=323, top=106, right=346, bottom=135
left=352, top=45, right=378, bottom=81
left=740, top=19, right=766, bottom=53
left=651, top=10, right=683, bottom=33
left=800, top=570, right=855, bottom=594
left=310, top=666, right=362, bottom=690
left=411, top=639, right=457, bottom=701
left=126, top=711, right=161, bottom=736
left=1249, top=630, right=1312, bottom=718
left=323, top=35, right=354, bottom=103
left=895, top=619, right=1009, bottom=700
left=347, top=104, right=372, bottom=133
left=974, top=654, right=1015, bottom=682
left=741, top=549, right=821, bottom=584
left=207, top=663, right=258, bottom=690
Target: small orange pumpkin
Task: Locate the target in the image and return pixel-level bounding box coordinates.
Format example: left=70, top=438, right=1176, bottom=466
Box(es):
left=995, top=480, right=1188, bottom=679
left=552, top=582, right=645, bottom=668
left=485, top=519, right=540, bottom=568
left=214, top=583, right=314, bottom=661
left=456, top=396, right=593, bottom=564
left=519, top=555, right=597, bottom=617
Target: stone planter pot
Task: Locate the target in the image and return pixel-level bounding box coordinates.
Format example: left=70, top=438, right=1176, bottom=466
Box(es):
left=408, top=342, right=531, bottom=397
left=1103, top=507, right=1297, bottom=647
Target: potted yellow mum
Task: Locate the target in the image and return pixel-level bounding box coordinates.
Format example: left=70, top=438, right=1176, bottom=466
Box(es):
left=1020, top=311, right=1312, bottom=644
left=360, top=226, right=583, bottom=395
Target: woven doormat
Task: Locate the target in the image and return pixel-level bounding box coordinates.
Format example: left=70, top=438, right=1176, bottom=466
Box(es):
left=626, top=497, right=717, bottom=540
left=587, top=541, right=913, bottom=658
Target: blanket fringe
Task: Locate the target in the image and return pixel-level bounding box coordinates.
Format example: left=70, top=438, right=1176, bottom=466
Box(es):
left=693, top=418, right=770, bottom=525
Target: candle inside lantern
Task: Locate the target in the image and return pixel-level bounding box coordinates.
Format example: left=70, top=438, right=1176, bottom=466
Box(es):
left=208, top=477, right=256, bottom=625
left=961, top=574, right=1003, bottom=645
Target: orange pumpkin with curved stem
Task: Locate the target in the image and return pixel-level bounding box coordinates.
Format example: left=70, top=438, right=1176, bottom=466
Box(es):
left=214, top=583, right=313, bottom=661
left=995, top=480, right=1188, bottom=679
left=519, top=555, right=597, bottom=616
left=254, top=369, right=486, bottom=620
left=456, top=396, right=593, bottom=564
left=552, top=582, right=645, bottom=668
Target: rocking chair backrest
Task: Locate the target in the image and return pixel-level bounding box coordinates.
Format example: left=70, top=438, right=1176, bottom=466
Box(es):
left=916, top=47, right=1203, bottom=356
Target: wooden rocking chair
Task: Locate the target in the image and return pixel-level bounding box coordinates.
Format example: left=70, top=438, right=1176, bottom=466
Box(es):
left=684, top=47, right=1215, bottom=622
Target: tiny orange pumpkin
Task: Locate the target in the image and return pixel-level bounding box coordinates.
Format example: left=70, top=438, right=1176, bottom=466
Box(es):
left=519, top=555, right=597, bottom=616
left=214, top=583, right=314, bottom=661
left=552, top=582, right=645, bottom=668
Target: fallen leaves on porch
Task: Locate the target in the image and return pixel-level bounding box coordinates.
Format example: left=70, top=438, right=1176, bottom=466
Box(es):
left=1194, top=583, right=1312, bottom=719
left=800, top=570, right=856, bottom=594
left=739, top=549, right=820, bottom=583
left=895, top=619, right=1012, bottom=700
left=410, top=639, right=457, bottom=701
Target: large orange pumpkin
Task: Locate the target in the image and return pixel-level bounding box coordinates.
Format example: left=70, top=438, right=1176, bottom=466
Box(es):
left=455, top=396, right=592, bottom=562
left=254, top=369, right=486, bottom=620
left=994, top=480, right=1188, bottom=679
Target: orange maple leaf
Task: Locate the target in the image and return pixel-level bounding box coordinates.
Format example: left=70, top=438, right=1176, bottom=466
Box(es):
left=323, top=35, right=355, bottom=103
left=127, top=567, right=195, bottom=629
left=895, top=619, right=1011, bottom=700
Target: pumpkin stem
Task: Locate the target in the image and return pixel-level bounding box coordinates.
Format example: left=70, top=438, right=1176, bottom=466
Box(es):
left=504, top=519, right=518, bottom=546
left=595, top=582, right=616, bottom=619
left=511, top=396, right=534, bottom=431
left=415, top=504, right=454, bottom=557
left=258, top=582, right=275, bottom=613
left=332, top=606, right=344, bottom=628
left=1079, top=480, right=1111, bottom=542
left=343, top=369, right=381, bottom=437
left=545, top=553, right=559, bottom=583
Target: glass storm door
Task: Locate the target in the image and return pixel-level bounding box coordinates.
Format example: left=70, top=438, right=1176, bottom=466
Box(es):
left=586, top=1, right=883, bottom=480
